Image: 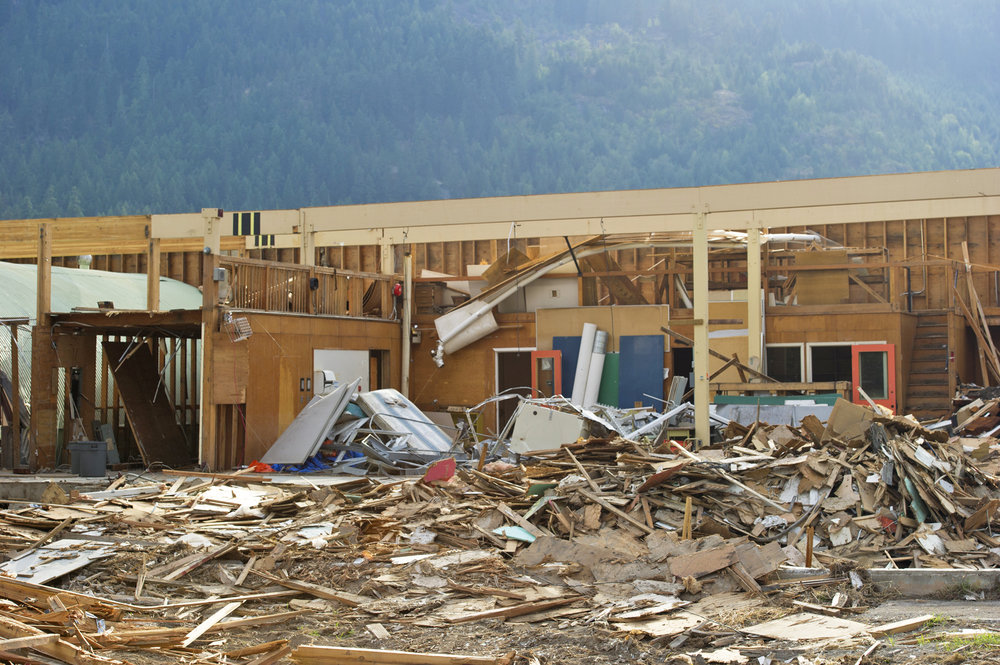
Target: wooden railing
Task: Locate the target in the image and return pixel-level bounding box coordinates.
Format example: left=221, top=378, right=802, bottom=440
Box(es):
left=219, top=256, right=398, bottom=319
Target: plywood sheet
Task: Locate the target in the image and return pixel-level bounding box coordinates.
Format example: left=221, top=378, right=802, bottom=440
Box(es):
left=103, top=341, right=191, bottom=468
left=794, top=250, right=849, bottom=305
left=744, top=612, right=869, bottom=641
left=212, top=335, right=249, bottom=404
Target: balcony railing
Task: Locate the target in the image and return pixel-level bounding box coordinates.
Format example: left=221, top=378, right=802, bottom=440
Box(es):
left=219, top=256, right=397, bottom=319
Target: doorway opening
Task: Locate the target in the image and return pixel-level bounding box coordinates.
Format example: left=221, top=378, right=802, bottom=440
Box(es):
left=494, top=348, right=533, bottom=435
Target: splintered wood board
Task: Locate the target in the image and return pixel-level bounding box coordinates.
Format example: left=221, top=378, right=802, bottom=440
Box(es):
left=612, top=610, right=702, bottom=637
left=291, top=645, right=504, bottom=664
left=744, top=612, right=869, bottom=641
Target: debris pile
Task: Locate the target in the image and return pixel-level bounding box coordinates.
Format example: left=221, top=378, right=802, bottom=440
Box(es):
left=2, top=395, right=1000, bottom=662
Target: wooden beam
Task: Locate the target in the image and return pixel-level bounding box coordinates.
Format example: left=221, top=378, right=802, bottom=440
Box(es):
left=953, top=285, right=999, bottom=384
left=746, top=225, right=762, bottom=371
left=402, top=253, right=413, bottom=397
left=35, top=223, right=51, bottom=328
left=661, top=327, right=778, bottom=382
left=200, top=252, right=220, bottom=469
left=146, top=235, right=161, bottom=310
left=300, top=209, right=316, bottom=267
left=847, top=271, right=887, bottom=304
left=694, top=213, right=710, bottom=445
left=710, top=381, right=850, bottom=394
left=0, top=613, right=113, bottom=665
left=291, top=645, right=507, bottom=664
left=962, top=241, right=1000, bottom=381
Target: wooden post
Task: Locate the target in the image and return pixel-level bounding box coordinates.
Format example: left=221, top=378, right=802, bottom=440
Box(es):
left=36, top=223, right=51, bottom=329
left=200, top=252, right=220, bottom=469
left=146, top=235, right=161, bottom=311
left=299, top=209, right=315, bottom=267
left=805, top=526, right=814, bottom=568
left=202, top=208, right=222, bottom=255
left=402, top=253, right=413, bottom=397
left=693, top=212, right=710, bottom=446
left=746, top=224, right=762, bottom=373
left=682, top=496, right=693, bottom=540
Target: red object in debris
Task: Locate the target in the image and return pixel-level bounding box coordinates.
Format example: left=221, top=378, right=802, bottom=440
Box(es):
left=667, top=440, right=688, bottom=453
left=248, top=460, right=275, bottom=473
left=393, top=282, right=403, bottom=297
left=877, top=515, right=897, bottom=534
left=422, top=457, right=456, bottom=484
left=636, top=460, right=689, bottom=493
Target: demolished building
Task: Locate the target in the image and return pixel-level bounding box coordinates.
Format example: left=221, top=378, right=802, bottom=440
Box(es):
left=0, top=168, right=999, bottom=472
left=1, top=169, right=1000, bottom=663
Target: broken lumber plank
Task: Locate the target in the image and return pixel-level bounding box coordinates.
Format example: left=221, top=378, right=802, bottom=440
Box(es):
left=446, top=597, right=579, bottom=624
left=225, top=639, right=290, bottom=658
left=0, top=614, right=123, bottom=665
left=727, top=561, right=763, bottom=596
left=246, top=644, right=293, bottom=665
left=660, top=326, right=777, bottom=382
left=661, top=442, right=788, bottom=513
left=252, top=571, right=370, bottom=607
left=496, top=502, right=553, bottom=538
left=669, top=543, right=737, bottom=578
left=180, top=600, right=244, bottom=647
left=965, top=499, right=1000, bottom=531
left=791, top=600, right=840, bottom=616
left=161, top=469, right=272, bottom=482
left=869, top=614, right=936, bottom=638
left=235, top=553, right=258, bottom=586
left=446, top=581, right=527, bottom=601
left=578, top=489, right=653, bottom=534
left=962, top=241, right=1000, bottom=378
left=291, top=645, right=508, bottom=664
left=0, top=634, right=61, bottom=650
left=564, top=448, right=602, bottom=493
left=366, top=623, right=391, bottom=640
left=156, top=541, right=237, bottom=581
left=11, top=517, right=73, bottom=558
left=93, top=609, right=310, bottom=647
left=0, top=576, right=131, bottom=612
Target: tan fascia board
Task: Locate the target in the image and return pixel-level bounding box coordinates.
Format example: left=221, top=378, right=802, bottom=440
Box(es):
left=257, top=193, right=1000, bottom=249
left=297, top=168, right=1000, bottom=233
left=149, top=168, right=1000, bottom=241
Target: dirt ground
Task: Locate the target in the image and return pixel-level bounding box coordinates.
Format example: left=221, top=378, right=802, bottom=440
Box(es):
left=99, top=600, right=1000, bottom=665
left=80, top=550, right=1000, bottom=665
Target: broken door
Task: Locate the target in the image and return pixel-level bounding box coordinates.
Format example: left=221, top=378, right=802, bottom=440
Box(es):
left=530, top=350, right=561, bottom=398
left=851, top=343, right=896, bottom=412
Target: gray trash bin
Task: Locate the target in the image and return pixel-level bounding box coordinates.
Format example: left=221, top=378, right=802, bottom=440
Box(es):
left=68, top=441, right=106, bottom=477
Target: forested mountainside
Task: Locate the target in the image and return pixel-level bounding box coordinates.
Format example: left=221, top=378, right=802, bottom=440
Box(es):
left=0, top=0, right=996, bottom=219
